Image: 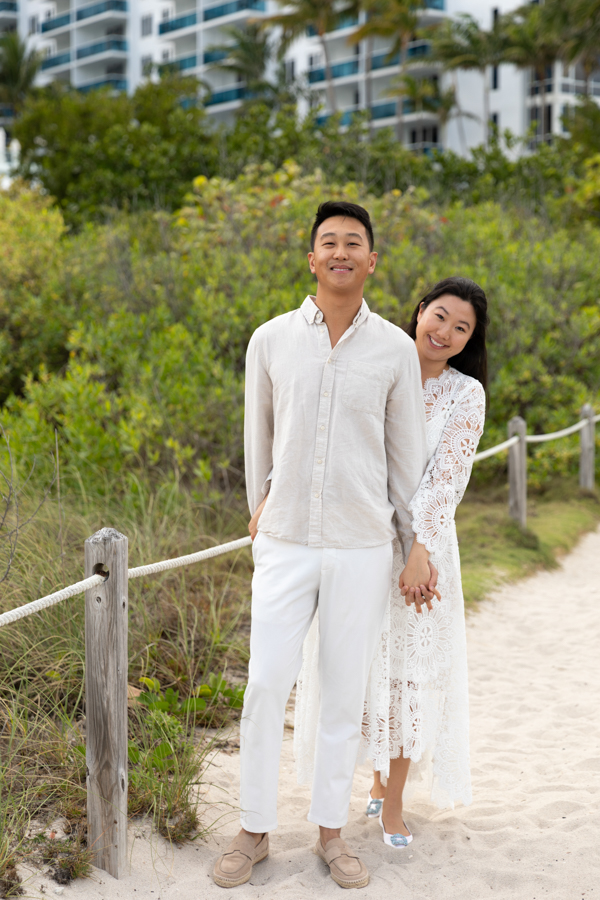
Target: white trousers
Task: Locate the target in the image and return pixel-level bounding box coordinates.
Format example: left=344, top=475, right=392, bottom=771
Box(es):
left=239, top=533, right=393, bottom=832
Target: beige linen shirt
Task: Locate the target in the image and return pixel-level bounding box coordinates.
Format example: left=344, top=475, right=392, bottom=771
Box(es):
left=244, top=296, right=428, bottom=551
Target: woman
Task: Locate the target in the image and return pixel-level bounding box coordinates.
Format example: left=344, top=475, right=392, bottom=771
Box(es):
left=293, top=276, right=489, bottom=848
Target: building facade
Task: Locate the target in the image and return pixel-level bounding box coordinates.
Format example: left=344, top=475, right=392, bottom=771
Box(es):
left=2, top=0, right=600, bottom=160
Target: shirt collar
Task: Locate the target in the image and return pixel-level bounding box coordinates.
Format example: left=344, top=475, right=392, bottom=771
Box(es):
left=301, top=295, right=371, bottom=328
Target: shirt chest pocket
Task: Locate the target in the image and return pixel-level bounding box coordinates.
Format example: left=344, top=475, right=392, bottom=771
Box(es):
left=342, top=362, right=392, bottom=417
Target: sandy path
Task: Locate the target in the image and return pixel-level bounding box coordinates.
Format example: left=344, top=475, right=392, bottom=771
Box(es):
left=23, top=528, right=600, bottom=899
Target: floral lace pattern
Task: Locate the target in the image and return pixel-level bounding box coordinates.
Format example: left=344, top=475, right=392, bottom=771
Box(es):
left=294, top=368, right=485, bottom=810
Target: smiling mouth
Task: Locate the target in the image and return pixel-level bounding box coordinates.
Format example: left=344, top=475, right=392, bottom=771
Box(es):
left=428, top=335, right=448, bottom=349
left=331, top=266, right=352, bottom=272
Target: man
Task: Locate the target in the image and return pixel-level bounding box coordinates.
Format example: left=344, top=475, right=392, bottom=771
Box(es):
left=213, top=201, right=429, bottom=889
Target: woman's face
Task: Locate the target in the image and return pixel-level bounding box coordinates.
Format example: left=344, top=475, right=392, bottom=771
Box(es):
left=415, top=293, right=477, bottom=366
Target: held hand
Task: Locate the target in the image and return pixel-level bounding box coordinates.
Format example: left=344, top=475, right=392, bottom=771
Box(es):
left=399, top=543, right=441, bottom=614
left=248, top=494, right=268, bottom=541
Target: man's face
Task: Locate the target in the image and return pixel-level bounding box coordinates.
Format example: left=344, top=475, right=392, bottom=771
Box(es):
left=307, top=216, right=377, bottom=294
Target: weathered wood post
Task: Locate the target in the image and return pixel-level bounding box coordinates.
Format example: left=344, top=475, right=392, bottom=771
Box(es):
left=84, top=528, right=128, bottom=879
left=579, top=404, right=595, bottom=492
left=508, top=416, right=527, bottom=528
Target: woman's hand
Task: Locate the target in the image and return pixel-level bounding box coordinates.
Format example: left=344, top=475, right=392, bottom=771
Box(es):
left=399, top=540, right=441, bottom=613
left=248, top=494, right=268, bottom=541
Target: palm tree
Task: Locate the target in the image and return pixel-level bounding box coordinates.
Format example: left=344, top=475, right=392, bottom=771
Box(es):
left=434, top=81, right=478, bottom=153
left=264, top=0, right=359, bottom=116
left=503, top=4, right=562, bottom=141
left=347, top=0, right=392, bottom=136
left=428, top=13, right=507, bottom=146
left=0, top=31, right=42, bottom=117
left=351, top=0, right=421, bottom=141
left=206, top=23, right=275, bottom=104
left=553, top=0, right=600, bottom=98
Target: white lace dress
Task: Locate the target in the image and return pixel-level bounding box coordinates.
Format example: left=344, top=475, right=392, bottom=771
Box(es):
left=294, top=367, right=486, bottom=809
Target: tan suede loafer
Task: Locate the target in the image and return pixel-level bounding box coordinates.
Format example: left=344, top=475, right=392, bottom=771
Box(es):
left=213, top=831, right=269, bottom=888
left=315, top=837, right=369, bottom=889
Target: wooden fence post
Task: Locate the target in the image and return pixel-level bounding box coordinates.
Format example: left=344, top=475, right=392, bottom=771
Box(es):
left=84, top=528, right=128, bottom=879
left=508, top=416, right=527, bottom=528
left=579, top=403, right=595, bottom=492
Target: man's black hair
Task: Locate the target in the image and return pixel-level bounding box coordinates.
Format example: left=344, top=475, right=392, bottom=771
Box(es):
left=310, top=201, right=374, bottom=252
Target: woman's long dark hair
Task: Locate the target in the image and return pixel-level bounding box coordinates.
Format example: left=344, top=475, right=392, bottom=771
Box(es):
left=406, top=276, right=489, bottom=390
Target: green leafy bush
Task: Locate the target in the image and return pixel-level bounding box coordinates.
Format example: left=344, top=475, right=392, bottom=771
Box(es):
left=1, top=166, right=599, bottom=497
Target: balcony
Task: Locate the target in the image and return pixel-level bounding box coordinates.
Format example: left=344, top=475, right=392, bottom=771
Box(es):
left=204, top=1, right=265, bottom=22
left=371, top=101, right=396, bottom=120
left=41, top=12, right=71, bottom=32
left=41, top=51, right=71, bottom=70
left=76, top=38, right=127, bottom=59
left=406, top=40, right=431, bottom=60
left=371, top=51, right=399, bottom=71
left=78, top=77, right=127, bottom=92
left=308, top=58, right=360, bottom=84
left=0, top=1, right=17, bottom=12
left=316, top=107, right=358, bottom=126
left=158, top=12, right=197, bottom=34
left=424, top=0, right=444, bottom=9
left=205, top=86, right=246, bottom=105
left=76, top=0, right=128, bottom=21
left=159, top=54, right=197, bottom=73
left=307, top=15, right=358, bottom=37
left=203, top=48, right=228, bottom=64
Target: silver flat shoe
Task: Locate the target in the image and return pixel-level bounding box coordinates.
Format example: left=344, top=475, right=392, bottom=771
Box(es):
left=366, top=790, right=383, bottom=818
left=379, top=811, right=413, bottom=848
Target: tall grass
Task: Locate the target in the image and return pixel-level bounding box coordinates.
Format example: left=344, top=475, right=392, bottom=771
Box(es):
left=0, top=474, right=253, bottom=894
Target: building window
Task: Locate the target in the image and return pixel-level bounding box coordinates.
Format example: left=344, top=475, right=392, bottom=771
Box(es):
left=492, top=65, right=499, bottom=90
left=490, top=112, right=499, bottom=129
left=162, top=49, right=170, bottom=61
left=141, top=15, right=152, bottom=37
left=28, top=15, right=39, bottom=35
left=141, top=55, right=153, bottom=76
left=492, top=8, right=499, bottom=25
left=284, top=59, right=295, bottom=83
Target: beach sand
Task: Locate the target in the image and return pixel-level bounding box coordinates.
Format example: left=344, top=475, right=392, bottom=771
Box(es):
left=21, top=527, right=600, bottom=899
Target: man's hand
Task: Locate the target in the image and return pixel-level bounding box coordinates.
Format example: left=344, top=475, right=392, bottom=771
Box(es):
left=248, top=494, right=268, bottom=541
left=399, top=543, right=441, bottom=613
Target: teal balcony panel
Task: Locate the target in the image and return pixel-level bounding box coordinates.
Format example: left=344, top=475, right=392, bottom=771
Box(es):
left=41, top=12, right=71, bottom=31
left=316, top=108, right=357, bottom=126
left=160, top=54, right=197, bottom=73
left=0, top=2, right=18, bottom=11
left=306, top=14, right=358, bottom=36
left=371, top=51, right=400, bottom=71
left=204, top=1, right=265, bottom=21
left=424, top=0, right=444, bottom=9
left=76, top=39, right=127, bottom=59
left=159, top=12, right=197, bottom=34
left=203, top=48, right=228, bottom=63
left=205, top=86, right=245, bottom=105
left=308, top=58, right=360, bottom=84
left=371, top=101, right=396, bottom=120
left=407, top=41, right=431, bottom=60
left=78, top=78, right=127, bottom=92
left=41, top=51, right=71, bottom=69
left=76, top=1, right=128, bottom=21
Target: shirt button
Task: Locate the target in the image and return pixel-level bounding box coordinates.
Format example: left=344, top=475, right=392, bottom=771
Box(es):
left=323, top=391, right=329, bottom=397
left=317, top=459, right=322, bottom=464
left=314, top=492, right=320, bottom=498
left=320, top=425, right=325, bottom=430
left=326, top=359, right=331, bottom=364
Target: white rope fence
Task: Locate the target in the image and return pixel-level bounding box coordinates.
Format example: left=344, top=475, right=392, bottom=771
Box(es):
left=0, top=536, right=252, bottom=630
left=0, top=412, right=598, bottom=632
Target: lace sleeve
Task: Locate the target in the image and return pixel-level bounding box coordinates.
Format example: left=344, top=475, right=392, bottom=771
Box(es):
left=409, top=378, right=485, bottom=558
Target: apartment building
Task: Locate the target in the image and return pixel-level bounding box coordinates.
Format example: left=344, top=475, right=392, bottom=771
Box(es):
left=3, top=0, right=600, bottom=158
